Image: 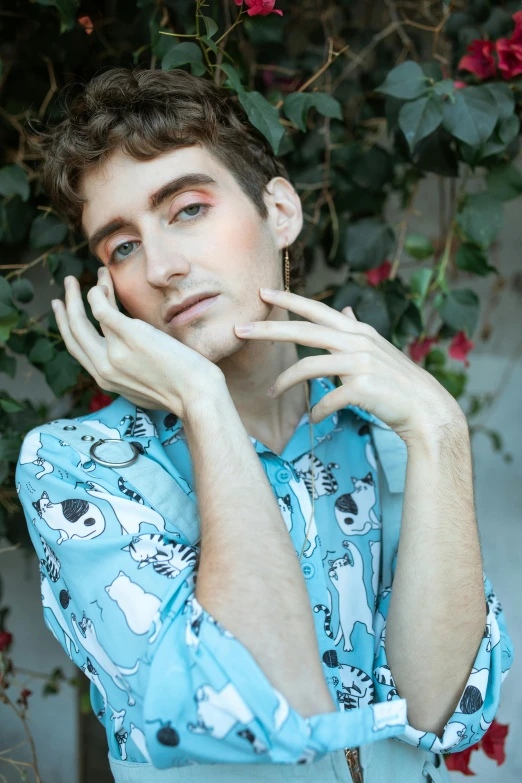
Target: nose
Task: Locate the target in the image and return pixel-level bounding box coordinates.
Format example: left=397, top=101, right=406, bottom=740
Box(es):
left=142, top=227, right=191, bottom=288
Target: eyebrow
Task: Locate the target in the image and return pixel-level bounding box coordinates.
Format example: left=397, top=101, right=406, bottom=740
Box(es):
left=86, top=173, right=219, bottom=259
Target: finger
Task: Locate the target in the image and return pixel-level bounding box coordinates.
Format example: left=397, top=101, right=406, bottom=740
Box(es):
left=342, top=306, right=358, bottom=320
left=52, top=298, right=103, bottom=381
left=268, top=353, right=372, bottom=399
left=64, top=277, right=109, bottom=358
left=309, top=380, right=371, bottom=424
left=235, top=319, right=368, bottom=354
left=259, top=288, right=369, bottom=333
left=97, top=266, right=119, bottom=310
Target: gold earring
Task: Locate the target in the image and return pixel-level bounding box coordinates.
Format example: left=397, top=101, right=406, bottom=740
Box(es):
left=284, top=245, right=290, bottom=293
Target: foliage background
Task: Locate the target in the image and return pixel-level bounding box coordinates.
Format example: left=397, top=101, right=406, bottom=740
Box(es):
left=1, top=0, right=521, bottom=779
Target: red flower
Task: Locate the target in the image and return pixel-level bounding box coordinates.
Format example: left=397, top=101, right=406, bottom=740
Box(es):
left=365, top=259, right=392, bottom=287
left=0, top=631, right=13, bottom=652
left=78, top=16, right=94, bottom=34
left=234, top=0, right=283, bottom=17
left=88, top=390, right=113, bottom=413
left=449, top=331, right=474, bottom=368
left=408, top=336, right=438, bottom=364
left=445, top=720, right=509, bottom=775
left=458, top=40, right=497, bottom=79
left=481, top=720, right=509, bottom=765
left=16, top=689, right=33, bottom=709
left=445, top=744, right=479, bottom=775
left=454, top=80, right=467, bottom=89
left=496, top=10, right=522, bottom=79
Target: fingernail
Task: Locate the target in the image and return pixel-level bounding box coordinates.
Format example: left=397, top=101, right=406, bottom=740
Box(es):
left=260, top=287, right=279, bottom=297
left=235, top=323, right=253, bottom=333
left=64, top=277, right=70, bottom=289
left=267, top=386, right=274, bottom=397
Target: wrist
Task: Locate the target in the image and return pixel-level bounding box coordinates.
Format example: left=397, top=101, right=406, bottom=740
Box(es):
left=405, top=404, right=469, bottom=457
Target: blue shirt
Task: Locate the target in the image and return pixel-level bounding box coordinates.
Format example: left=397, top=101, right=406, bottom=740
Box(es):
left=15, top=376, right=513, bottom=768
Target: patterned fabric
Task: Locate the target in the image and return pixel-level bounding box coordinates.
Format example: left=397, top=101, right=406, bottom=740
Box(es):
left=15, top=376, right=513, bottom=770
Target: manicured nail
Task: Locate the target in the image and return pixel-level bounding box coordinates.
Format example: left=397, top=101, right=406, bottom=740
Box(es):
left=64, top=277, right=70, bottom=289
left=235, top=323, right=253, bottom=333
left=260, top=287, right=279, bottom=297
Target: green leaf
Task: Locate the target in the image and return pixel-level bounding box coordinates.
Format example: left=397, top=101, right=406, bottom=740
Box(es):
left=431, top=369, right=467, bottom=399
left=410, top=268, right=433, bottom=307
left=283, top=93, right=312, bottom=132
left=442, top=86, right=498, bottom=146
left=48, top=250, right=84, bottom=287
left=29, top=213, right=68, bottom=249
left=201, top=14, right=218, bottom=38
left=11, top=278, right=34, bottom=304
left=399, top=95, right=443, bottom=150
left=28, top=338, right=56, bottom=364
left=436, top=288, right=480, bottom=333
left=486, top=162, right=522, bottom=201
left=483, top=82, right=515, bottom=119
left=309, top=92, right=343, bottom=121
left=433, top=79, right=456, bottom=99
left=498, top=114, right=520, bottom=145
left=0, top=349, right=16, bottom=379
left=43, top=351, right=81, bottom=397
left=456, top=192, right=504, bottom=248
left=0, top=277, right=12, bottom=304
left=35, top=0, right=79, bottom=34
left=455, top=243, right=498, bottom=276
left=344, top=218, right=395, bottom=271
left=0, top=310, right=20, bottom=343
left=425, top=349, right=446, bottom=370
left=404, top=233, right=434, bottom=260
left=161, top=42, right=206, bottom=76
left=218, top=63, right=244, bottom=93
left=351, top=287, right=391, bottom=340
left=0, top=397, right=24, bottom=413
left=375, top=61, right=429, bottom=100
left=0, top=165, right=30, bottom=202
left=237, top=91, right=285, bottom=154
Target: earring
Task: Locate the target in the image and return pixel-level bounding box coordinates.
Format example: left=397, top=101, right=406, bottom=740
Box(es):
left=284, top=245, right=290, bottom=293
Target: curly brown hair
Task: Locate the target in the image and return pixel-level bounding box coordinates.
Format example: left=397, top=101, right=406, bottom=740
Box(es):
left=28, top=66, right=306, bottom=291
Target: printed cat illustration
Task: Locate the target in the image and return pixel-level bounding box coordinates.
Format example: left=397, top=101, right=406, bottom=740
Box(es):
left=81, top=656, right=126, bottom=735
left=71, top=612, right=140, bottom=705
left=120, top=407, right=158, bottom=439
left=334, top=473, right=380, bottom=536
left=455, top=668, right=489, bottom=714
left=336, top=664, right=375, bottom=710
left=187, top=682, right=255, bottom=739
left=32, top=490, right=106, bottom=544
left=38, top=533, right=61, bottom=582
left=105, top=571, right=162, bottom=643
left=286, top=474, right=320, bottom=557
left=82, top=480, right=168, bottom=536
left=277, top=493, right=293, bottom=533
left=18, top=430, right=54, bottom=479
left=40, top=568, right=79, bottom=658
left=128, top=723, right=153, bottom=763
left=328, top=542, right=374, bottom=651
left=122, top=533, right=197, bottom=579
left=369, top=540, right=381, bottom=603
left=292, top=452, right=340, bottom=501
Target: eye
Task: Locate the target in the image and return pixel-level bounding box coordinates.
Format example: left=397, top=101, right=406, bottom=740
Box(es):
left=108, top=202, right=210, bottom=266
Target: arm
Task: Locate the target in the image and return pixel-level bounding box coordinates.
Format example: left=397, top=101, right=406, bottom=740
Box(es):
left=183, top=386, right=336, bottom=719
left=385, top=412, right=486, bottom=736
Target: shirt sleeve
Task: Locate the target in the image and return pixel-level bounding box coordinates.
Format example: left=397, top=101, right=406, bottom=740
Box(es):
left=16, top=427, right=409, bottom=768
left=372, top=574, right=514, bottom=755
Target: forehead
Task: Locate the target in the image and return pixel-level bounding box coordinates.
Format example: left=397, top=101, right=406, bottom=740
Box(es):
left=80, top=144, right=237, bottom=233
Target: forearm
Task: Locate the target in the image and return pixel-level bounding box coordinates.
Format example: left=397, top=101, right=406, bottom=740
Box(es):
left=181, top=386, right=336, bottom=718
left=385, top=412, right=486, bottom=736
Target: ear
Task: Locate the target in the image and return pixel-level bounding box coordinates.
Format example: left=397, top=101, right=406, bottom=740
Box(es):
left=121, top=545, right=130, bottom=552
left=263, top=176, right=303, bottom=250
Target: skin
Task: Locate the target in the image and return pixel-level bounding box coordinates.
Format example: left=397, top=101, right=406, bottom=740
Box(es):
left=53, top=142, right=487, bottom=737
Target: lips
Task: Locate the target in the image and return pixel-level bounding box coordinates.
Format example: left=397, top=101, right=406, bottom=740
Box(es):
left=165, top=292, right=217, bottom=323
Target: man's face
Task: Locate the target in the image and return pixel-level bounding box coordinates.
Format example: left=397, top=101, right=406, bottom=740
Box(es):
left=80, top=144, right=292, bottom=365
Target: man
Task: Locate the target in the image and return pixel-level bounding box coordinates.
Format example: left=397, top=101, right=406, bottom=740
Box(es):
left=16, top=67, right=512, bottom=780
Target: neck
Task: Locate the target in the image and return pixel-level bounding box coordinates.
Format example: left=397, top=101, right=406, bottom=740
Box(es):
left=215, top=314, right=308, bottom=455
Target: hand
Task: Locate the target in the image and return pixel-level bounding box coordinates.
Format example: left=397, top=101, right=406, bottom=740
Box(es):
left=51, top=268, right=225, bottom=415
left=234, top=288, right=466, bottom=446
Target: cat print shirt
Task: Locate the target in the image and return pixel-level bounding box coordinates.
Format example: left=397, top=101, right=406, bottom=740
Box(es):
left=15, top=376, right=513, bottom=769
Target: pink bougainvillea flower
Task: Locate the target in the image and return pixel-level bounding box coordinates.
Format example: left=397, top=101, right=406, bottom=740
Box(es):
left=0, top=631, right=13, bottom=652
left=481, top=720, right=509, bottom=766
left=88, top=390, right=113, bottom=413
left=454, top=80, right=467, bottom=89
left=445, top=744, right=480, bottom=775
left=234, top=0, right=283, bottom=16
left=78, top=15, right=94, bottom=34
left=496, top=36, right=522, bottom=79
left=449, top=331, right=474, bottom=367
left=408, top=336, right=438, bottom=364
left=365, top=259, right=392, bottom=287
left=458, top=39, right=497, bottom=79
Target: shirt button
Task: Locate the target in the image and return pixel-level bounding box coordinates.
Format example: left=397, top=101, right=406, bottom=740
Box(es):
left=276, top=467, right=291, bottom=483
left=301, top=562, right=315, bottom=579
